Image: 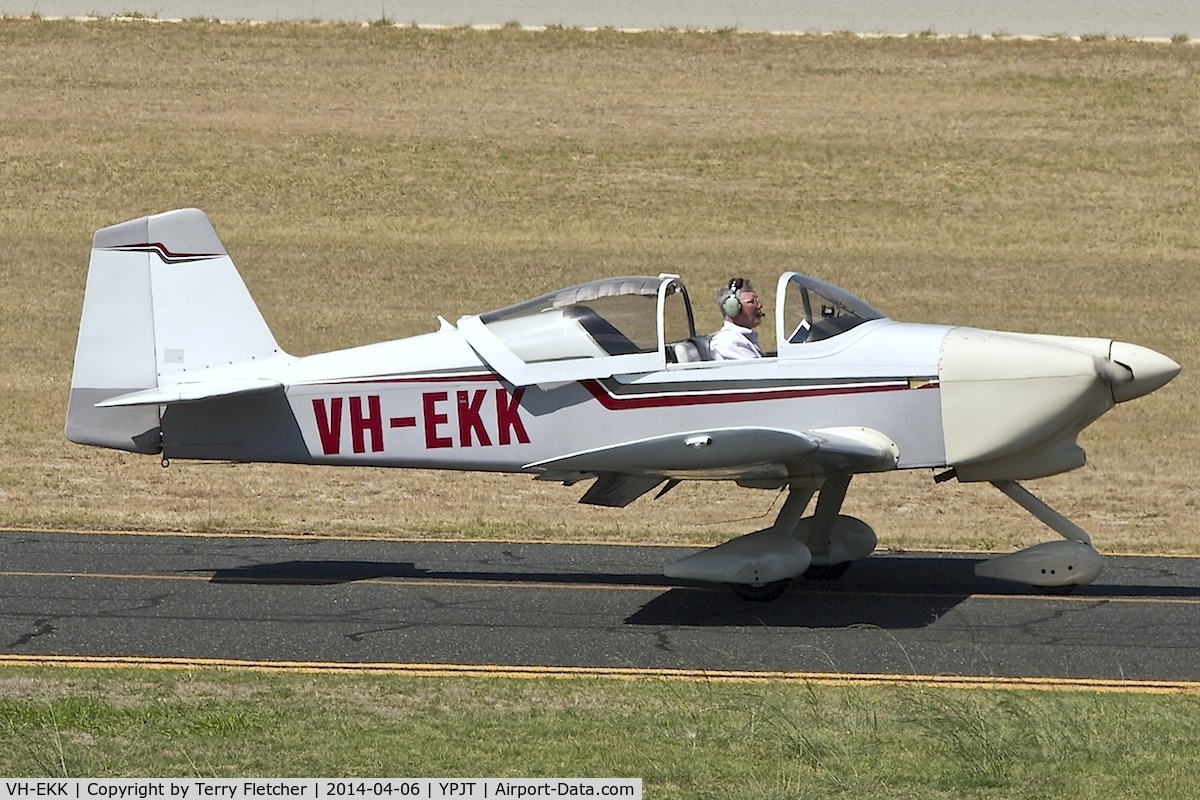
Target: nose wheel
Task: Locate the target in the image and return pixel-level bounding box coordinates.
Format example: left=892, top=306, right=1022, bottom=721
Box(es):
left=974, top=482, right=1104, bottom=589
left=1040, top=583, right=1079, bottom=596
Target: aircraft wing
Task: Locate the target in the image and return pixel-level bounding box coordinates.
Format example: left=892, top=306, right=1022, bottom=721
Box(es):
left=526, top=426, right=898, bottom=506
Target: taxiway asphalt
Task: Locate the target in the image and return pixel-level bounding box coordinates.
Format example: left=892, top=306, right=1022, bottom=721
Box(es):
left=3, top=530, right=1199, bottom=683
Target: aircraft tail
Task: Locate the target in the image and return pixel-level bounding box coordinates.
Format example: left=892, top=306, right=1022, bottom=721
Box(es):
left=65, top=208, right=284, bottom=453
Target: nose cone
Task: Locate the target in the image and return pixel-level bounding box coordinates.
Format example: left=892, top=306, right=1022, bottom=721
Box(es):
left=940, top=329, right=1114, bottom=471
left=1108, top=342, right=1181, bottom=403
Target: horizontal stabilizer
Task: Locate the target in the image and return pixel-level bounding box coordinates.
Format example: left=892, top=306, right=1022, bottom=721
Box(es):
left=96, top=377, right=284, bottom=408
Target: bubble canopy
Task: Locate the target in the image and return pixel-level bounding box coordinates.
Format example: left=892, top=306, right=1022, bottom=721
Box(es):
left=457, top=272, right=888, bottom=385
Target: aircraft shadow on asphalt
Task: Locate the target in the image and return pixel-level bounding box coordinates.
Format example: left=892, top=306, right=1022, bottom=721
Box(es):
left=206, top=554, right=1200, bottom=630
left=206, top=557, right=971, bottom=628
left=630, top=556, right=985, bottom=628
left=208, top=559, right=669, bottom=587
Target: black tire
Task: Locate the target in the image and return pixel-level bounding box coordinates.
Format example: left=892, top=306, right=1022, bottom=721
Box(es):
left=1039, top=583, right=1078, bottom=596
left=803, top=561, right=853, bottom=581
left=731, top=579, right=791, bottom=602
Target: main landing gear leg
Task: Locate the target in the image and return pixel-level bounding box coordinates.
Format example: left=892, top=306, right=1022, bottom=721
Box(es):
left=798, top=476, right=853, bottom=580
left=974, top=480, right=1103, bottom=591
left=663, top=477, right=879, bottom=602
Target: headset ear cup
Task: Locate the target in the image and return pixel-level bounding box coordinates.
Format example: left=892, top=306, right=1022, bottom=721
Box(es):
left=722, top=293, right=741, bottom=317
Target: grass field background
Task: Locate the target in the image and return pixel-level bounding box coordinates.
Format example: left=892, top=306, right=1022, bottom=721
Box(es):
left=3, top=19, right=1200, bottom=794
left=3, top=665, right=1200, bottom=797
left=2, top=20, right=1197, bottom=553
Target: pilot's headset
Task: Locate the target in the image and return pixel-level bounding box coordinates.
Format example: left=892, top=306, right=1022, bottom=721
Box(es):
left=721, top=278, right=747, bottom=318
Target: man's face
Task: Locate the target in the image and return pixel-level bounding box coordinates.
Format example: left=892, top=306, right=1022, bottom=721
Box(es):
left=734, top=289, right=764, bottom=328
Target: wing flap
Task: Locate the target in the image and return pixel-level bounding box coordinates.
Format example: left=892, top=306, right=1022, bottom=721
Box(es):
left=578, top=474, right=666, bottom=508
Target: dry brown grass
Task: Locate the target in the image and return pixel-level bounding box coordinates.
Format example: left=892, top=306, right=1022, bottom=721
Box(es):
left=2, top=19, right=1198, bottom=553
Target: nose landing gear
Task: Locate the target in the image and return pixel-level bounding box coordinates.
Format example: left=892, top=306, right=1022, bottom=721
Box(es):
left=973, top=481, right=1103, bottom=590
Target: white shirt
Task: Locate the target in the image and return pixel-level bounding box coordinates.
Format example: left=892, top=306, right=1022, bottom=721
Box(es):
left=710, top=320, right=763, bottom=361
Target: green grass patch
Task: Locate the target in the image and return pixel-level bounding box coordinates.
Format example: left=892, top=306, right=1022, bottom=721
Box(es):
left=3, top=666, right=1200, bottom=797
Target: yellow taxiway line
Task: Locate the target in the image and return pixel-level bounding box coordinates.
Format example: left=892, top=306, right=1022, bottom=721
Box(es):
left=2, top=654, right=1200, bottom=695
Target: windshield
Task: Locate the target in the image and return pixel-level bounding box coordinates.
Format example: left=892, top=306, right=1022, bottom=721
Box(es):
left=777, top=272, right=885, bottom=345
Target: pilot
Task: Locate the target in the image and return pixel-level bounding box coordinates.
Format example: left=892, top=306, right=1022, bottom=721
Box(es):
left=711, top=277, right=765, bottom=360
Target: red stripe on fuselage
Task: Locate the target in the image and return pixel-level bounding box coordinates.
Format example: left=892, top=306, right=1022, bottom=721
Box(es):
left=295, top=371, right=938, bottom=411
left=581, top=378, right=939, bottom=410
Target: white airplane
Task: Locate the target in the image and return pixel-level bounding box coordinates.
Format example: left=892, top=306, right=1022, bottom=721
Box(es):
left=66, top=209, right=1180, bottom=600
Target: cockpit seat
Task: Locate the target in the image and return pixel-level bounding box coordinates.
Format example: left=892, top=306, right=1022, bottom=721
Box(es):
left=668, top=335, right=713, bottom=364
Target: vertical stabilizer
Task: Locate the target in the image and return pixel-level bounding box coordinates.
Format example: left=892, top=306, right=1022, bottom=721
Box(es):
left=66, top=208, right=283, bottom=453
